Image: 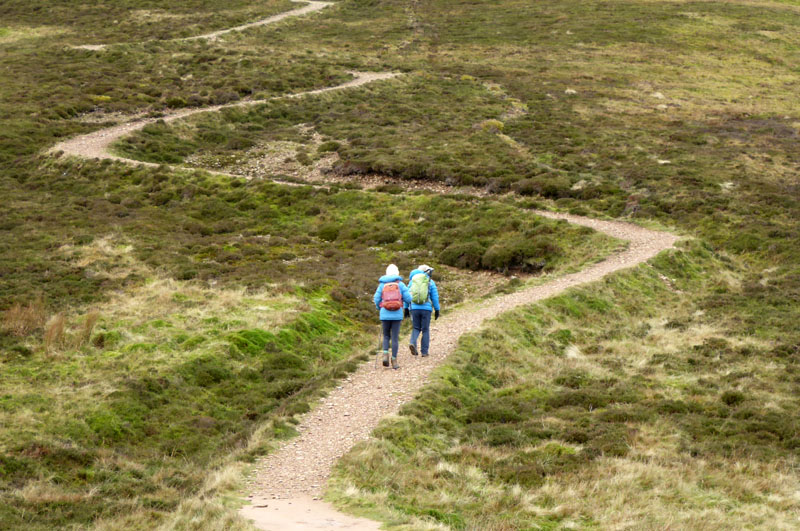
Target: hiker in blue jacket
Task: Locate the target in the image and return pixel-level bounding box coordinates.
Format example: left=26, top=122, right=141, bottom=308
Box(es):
left=405, top=264, right=440, bottom=358
left=373, top=264, right=412, bottom=370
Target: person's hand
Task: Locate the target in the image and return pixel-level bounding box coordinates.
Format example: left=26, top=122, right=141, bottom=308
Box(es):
left=404, top=308, right=411, bottom=318
left=435, top=310, right=440, bottom=320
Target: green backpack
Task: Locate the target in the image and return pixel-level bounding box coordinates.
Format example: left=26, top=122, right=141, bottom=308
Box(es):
left=410, top=273, right=430, bottom=305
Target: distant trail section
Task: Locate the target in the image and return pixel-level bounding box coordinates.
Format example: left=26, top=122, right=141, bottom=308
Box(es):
left=241, top=214, right=678, bottom=530
left=49, top=72, right=398, bottom=165
left=73, top=0, right=333, bottom=50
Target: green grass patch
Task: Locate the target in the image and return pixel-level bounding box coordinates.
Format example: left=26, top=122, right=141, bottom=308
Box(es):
left=0, top=291, right=364, bottom=529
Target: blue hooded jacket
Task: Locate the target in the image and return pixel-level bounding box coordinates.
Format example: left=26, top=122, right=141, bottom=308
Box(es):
left=405, top=269, right=440, bottom=312
left=374, top=274, right=412, bottom=321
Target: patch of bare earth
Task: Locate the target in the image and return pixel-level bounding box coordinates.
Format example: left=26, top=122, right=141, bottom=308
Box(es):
left=192, top=124, right=489, bottom=196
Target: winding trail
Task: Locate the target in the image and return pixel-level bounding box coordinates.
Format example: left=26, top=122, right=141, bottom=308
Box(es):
left=240, top=214, right=677, bottom=530
left=51, top=2, right=680, bottom=530
left=50, top=71, right=398, bottom=164
left=73, top=0, right=333, bottom=50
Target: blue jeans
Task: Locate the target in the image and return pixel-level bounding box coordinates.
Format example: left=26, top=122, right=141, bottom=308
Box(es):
left=410, top=309, right=432, bottom=355
left=382, top=320, right=402, bottom=358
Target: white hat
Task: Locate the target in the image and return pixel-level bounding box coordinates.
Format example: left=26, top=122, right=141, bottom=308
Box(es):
left=386, top=264, right=399, bottom=276
left=418, top=264, right=433, bottom=273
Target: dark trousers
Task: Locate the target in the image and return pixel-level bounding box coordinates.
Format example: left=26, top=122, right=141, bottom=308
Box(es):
left=410, top=309, right=432, bottom=355
left=381, top=319, right=402, bottom=358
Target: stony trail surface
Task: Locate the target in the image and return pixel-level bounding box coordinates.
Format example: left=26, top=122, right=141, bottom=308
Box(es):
left=49, top=2, right=681, bottom=528
left=73, top=0, right=333, bottom=50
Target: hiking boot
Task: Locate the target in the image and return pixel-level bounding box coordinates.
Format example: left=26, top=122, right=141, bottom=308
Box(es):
left=409, top=344, right=418, bottom=356
left=421, top=352, right=429, bottom=357
left=382, top=352, right=390, bottom=367
left=391, top=357, right=399, bottom=370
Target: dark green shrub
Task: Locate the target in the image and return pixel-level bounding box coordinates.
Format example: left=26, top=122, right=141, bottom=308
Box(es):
left=721, top=390, right=747, bottom=406
left=481, top=235, right=559, bottom=272
left=486, top=426, right=522, bottom=446
left=439, top=241, right=487, bottom=270
left=375, top=184, right=403, bottom=194
left=368, top=229, right=399, bottom=245
left=181, top=356, right=232, bottom=387
left=554, top=369, right=592, bottom=389
left=587, top=427, right=631, bottom=457
left=317, top=223, right=340, bottom=242
left=466, top=402, right=522, bottom=424
left=512, top=174, right=571, bottom=198
left=165, top=97, right=188, bottom=108
left=317, top=141, right=341, bottom=153
left=547, top=389, right=611, bottom=410
left=656, top=399, right=689, bottom=414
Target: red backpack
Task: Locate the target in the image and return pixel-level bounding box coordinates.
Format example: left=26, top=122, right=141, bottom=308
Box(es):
left=380, top=282, right=403, bottom=311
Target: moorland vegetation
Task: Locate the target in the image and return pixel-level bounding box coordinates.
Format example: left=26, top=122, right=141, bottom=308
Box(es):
left=1, top=0, right=798, bottom=528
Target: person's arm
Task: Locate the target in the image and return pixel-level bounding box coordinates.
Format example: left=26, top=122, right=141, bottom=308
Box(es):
left=374, top=283, right=383, bottom=309
left=400, top=282, right=413, bottom=304
left=430, top=280, right=440, bottom=311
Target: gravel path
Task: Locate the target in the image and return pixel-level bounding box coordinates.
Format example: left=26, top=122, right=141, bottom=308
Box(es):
left=73, top=0, right=333, bottom=50
left=242, top=217, right=678, bottom=531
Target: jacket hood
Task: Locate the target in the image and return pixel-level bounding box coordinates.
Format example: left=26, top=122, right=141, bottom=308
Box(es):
left=379, top=274, right=403, bottom=283
left=408, top=269, right=429, bottom=279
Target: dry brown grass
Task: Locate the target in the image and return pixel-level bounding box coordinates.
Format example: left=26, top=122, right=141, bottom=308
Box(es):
left=533, top=436, right=800, bottom=530
left=1, top=295, right=46, bottom=336
left=17, top=480, right=96, bottom=505
left=0, top=26, right=66, bottom=45
left=43, top=313, right=66, bottom=352
left=75, top=311, right=100, bottom=347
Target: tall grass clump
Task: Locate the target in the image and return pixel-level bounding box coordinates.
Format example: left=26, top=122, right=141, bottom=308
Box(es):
left=75, top=311, right=100, bottom=347
left=42, top=313, right=66, bottom=352
left=1, top=296, right=46, bottom=337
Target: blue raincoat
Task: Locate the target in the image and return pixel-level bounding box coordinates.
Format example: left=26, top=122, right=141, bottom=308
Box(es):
left=373, top=274, right=412, bottom=320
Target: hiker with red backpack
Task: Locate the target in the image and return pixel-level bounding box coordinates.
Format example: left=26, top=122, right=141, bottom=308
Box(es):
left=404, top=265, right=440, bottom=358
left=373, top=264, right=412, bottom=369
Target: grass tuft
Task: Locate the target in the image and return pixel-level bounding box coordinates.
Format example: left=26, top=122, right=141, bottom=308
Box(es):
left=1, top=295, right=47, bottom=337
left=42, top=313, right=66, bottom=352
